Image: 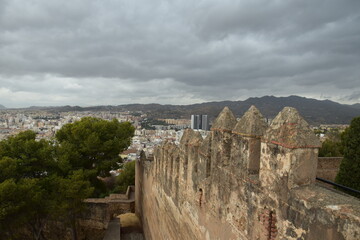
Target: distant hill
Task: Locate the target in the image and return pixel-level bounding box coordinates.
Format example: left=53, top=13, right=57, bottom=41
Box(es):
left=0, top=104, right=6, bottom=109
left=109, top=96, right=360, bottom=125
left=25, top=96, right=360, bottom=125
left=351, top=103, right=360, bottom=110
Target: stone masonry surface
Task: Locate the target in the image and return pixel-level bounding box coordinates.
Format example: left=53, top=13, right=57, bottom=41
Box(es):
left=135, top=106, right=360, bottom=240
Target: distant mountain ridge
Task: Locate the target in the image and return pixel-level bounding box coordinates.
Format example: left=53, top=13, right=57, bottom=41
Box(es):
left=0, top=104, right=6, bottom=109
left=22, top=96, right=360, bottom=125
left=351, top=103, right=360, bottom=109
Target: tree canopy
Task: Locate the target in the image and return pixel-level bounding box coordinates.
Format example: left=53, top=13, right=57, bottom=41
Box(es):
left=55, top=117, right=134, bottom=197
left=318, top=139, right=343, bottom=157
left=0, top=130, right=56, bottom=180
left=335, top=117, right=360, bottom=197
left=0, top=131, right=70, bottom=240
left=318, top=128, right=343, bottom=157
left=55, top=117, right=134, bottom=176
left=0, top=117, right=135, bottom=240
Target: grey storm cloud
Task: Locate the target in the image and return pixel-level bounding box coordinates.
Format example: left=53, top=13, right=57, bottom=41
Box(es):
left=0, top=0, right=360, bottom=107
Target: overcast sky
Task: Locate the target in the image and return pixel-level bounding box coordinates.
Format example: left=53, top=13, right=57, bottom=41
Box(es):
left=1, top=0, right=360, bottom=108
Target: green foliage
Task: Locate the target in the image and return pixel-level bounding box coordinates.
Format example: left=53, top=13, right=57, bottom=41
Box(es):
left=114, top=161, right=136, bottom=193
left=55, top=118, right=134, bottom=176
left=318, top=128, right=344, bottom=157
left=0, top=178, right=43, bottom=239
left=55, top=117, right=134, bottom=196
left=0, top=175, right=64, bottom=239
left=0, top=130, right=56, bottom=179
left=55, top=170, right=94, bottom=238
left=0, top=131, right=56, bottom=239
left=318, top=139, right=343, bottom=157
left=0, top=157, right=17, bottom=182
left=335, top=117, right=360, bottom=197
left=0, top=118, right=134, bottom=238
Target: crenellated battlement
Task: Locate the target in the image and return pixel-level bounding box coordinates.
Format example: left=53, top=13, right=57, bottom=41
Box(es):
left=136, top=106, right=360, bottom=240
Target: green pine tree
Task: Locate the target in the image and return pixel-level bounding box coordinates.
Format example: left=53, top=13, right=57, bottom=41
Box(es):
left=55, top=117, right=135, bottom=196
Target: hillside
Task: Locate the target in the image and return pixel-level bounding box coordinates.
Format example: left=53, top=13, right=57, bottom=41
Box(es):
left=0, top=104, right=6, bottom=109
left=114, top=96, right=360, bottom=125
left=26, top=96, right=360, bottom=125
left=351, top=103, right=360, bottom=110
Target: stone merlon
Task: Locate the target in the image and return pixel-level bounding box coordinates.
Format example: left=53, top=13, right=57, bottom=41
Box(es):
left=180, top=128, right=193, bottom=145
left=211, top=106, right=237, bottom=132
left=188, top=131, right=203, bottom=147
left=263, top=107, right=321, bottom=148
left=233, top=105, right=268, bottom=137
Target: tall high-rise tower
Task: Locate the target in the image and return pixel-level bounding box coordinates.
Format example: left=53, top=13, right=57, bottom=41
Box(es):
left=190, top=115, right=209, bottom=131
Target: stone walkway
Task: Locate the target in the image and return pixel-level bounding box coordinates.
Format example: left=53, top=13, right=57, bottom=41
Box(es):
left=119, top=213, right=144, bottom=240
left=103, top=213, right=144, bottom=240
left=103, top=219, right=121, bottom=240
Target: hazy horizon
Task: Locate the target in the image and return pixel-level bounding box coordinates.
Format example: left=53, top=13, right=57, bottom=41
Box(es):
left=1, top=94, right=360, bottom=109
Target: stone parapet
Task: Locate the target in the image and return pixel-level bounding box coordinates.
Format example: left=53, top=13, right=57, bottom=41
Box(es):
left=136, top=107, right=360, bottom=240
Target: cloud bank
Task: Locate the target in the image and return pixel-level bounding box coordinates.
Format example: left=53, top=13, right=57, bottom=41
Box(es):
left=1, top=0, right=360, bottom=107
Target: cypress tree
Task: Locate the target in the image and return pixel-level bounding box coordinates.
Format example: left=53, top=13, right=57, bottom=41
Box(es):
left=335, top=117, right=360, bottom=197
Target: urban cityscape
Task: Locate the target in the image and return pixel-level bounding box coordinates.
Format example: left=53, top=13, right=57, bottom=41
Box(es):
left=0, top=108, right=348, bottom=159
left=0, top=110, right=217, bottom=160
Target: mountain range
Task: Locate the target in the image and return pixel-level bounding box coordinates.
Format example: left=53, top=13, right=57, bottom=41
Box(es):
left=4, top=95, right=360, bottom=125
left=113, top=95, right=360, bottom=125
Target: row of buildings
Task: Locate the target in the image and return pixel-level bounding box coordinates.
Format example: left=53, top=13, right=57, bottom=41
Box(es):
left=0, top=110, right=214, bottom=163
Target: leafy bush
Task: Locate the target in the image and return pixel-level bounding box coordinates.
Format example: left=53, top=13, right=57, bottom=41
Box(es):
left=114, top=161, right=136, bottom=193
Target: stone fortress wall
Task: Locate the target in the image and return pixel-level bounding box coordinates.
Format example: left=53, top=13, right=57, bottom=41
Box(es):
left=40, top=187, right=135, bottom=240
left=135, top=106, right=360, bottom=240
left=316, top=157, right=343, bottom=182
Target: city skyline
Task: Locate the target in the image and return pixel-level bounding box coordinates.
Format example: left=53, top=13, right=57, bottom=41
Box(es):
left=1, top=0, right=360, bottom=108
